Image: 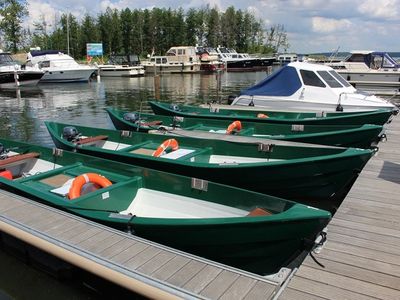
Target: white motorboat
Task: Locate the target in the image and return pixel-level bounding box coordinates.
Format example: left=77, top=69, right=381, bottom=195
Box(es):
left=142, top=46, right=201, bottom=74
left=26, top=50, right=97, bottom=83
left=216, top=47, right=275, bottom=71
left=97, top=54, right=144, bottom=77
left=0, top=50, right=44, bottom=88
left=230, top=62, right=396, bottom=112
left=326, top=51, right=400, bottom=95
left=97, top=64, right=144, bottom=77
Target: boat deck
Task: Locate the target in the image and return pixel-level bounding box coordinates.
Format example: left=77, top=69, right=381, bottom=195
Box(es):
left=0, top=190, right=281, bottom=299
left=280, top=115, right=400, bottom=299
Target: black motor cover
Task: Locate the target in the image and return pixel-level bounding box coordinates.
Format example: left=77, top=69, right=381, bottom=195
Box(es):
left=62, top=126, right=80, bottom=141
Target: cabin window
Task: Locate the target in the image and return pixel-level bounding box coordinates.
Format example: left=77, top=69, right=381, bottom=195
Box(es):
left=156, top=58, right=162, bottom=64
left=162, top=58, right=167, bottom=64
left=177, top=49, right=185, bottom=55
left=39, top=61, right=50, bottom=68
left=300, top=70, right=326, bottom=87
left=329, top=71, right=351, bottom=87
left=317, top=71, right=343, bottom=88
left=371, top=55, right=383, bottom=69
left=347, top=54, right=365, bottom=62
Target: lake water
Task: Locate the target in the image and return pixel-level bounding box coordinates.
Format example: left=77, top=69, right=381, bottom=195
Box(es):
left=0, top=70, right=270, bottom=298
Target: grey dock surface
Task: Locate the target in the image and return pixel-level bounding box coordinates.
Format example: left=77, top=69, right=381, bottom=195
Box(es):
left=0, top=191, right=280, bottom=299
left=280, top=115, right=400, bottom=300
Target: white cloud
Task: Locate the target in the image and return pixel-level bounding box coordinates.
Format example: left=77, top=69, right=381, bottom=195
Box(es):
left=26, top=0, right=60, bottom=28
left=312, top=17, right=352, bottom=33
left=358, top=0, right=399, bottom=19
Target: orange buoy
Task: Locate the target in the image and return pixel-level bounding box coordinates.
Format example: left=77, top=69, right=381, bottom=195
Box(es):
left=257, top=113, right=269, bottom=118
left=226, top=120, right=242, bottom=134
left=153, top=139, right=179, bottom=157
left=68, top=173, right=112, bottom=200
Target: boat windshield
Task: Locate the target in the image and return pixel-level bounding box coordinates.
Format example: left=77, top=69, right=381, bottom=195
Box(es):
left=0, top=53, right=15, bottom=66
left=329, top=71, right=351, bottom=87
left=300, top=70, right=326, bottom=88
left=317, top=71, right=343, bottom=88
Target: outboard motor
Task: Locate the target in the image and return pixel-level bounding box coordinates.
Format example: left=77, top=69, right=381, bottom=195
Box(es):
left=62, top=126, right=80, bottom=142
left=227, top=95, right=236, bottom=105
left=123, top=112, right=140, bottom=123
left=169, top=104, right=180, bottom=111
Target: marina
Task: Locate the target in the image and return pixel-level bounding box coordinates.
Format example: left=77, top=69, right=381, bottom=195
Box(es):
left=1, top=68, right=400, bottom=298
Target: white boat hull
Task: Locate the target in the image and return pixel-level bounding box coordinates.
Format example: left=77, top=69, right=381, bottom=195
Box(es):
left=98, top=65, right=145, bottom=77
left=144, top=64, right=201, bottom=74
left=40, top=68, right=96, bottom=83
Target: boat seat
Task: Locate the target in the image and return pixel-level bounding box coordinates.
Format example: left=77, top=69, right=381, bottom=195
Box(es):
left=39, top=173, right=73, bottom=188
left=247, top=207, right=272, bottom=217
left=0, top=152, right=40, bottom=168
left=120, top=188, right=249, bottom=219
left=141, top=120, right=163, bottom=127
left=76, top=135, right=108, bottom=145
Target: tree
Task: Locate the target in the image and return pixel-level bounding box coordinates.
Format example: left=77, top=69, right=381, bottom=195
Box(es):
left=0, top=0, right=28, bottom=53
left=265, top=24, right=289, bottom=53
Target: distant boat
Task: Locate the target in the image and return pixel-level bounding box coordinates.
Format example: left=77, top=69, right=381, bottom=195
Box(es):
left=45, top=120, right=374, bottom=214
left=231, top=62, right=396, bottom=112
left=195, top=46, right=226, bottom=72
left=106, top=107, right=385, bottom=148
left=326, top=50, right=400, bottom=95
left=0, top=50, right=44, bottom=88
left=0, top=138, right=331, bottom=275
left=216, top=46, right=275, bottom=71
left=142, top=46, right=201, bottom=74
left=26, top=50, right=97, bottom=83
left=97, top=54, right=144, bottom=77
left=149, top=100, right=396, bottom=126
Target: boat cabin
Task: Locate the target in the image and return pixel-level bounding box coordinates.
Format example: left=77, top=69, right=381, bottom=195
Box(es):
left=344, top=51, right=400, bottom=70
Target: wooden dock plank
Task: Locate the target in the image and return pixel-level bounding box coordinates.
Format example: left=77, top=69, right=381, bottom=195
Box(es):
left=136, top=251, right=176, bottom=274
left=182, top=264, right=222, bottom=293
left=295, top=266, right=399, bottom=300
left=279, top=287, right=327, bottom=300
left=287, top=276, right=379, bottom=300
left=167, top=260, right=207, bottom=287
left=243, top=281, right=278, bottom=300
left=302, top=257, right=400, bottom=290
left=284, top=115, right=400, bottom=299
left=150, top=255, right=191, bottom=281
left=219, top=276, right=257, bottom=300
left=199, top=270, right=240, bottom=299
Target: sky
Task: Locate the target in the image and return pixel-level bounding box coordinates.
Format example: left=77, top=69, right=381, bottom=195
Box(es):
left=25, top=0, right=400, bottom=53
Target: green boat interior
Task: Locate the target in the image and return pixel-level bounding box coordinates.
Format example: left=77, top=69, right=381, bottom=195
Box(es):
left=1, top=150, right=286, bottom=220
left=75, top=135, right=283, bottom=164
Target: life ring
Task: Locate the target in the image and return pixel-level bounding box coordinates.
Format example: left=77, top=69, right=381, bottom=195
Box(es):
left=68, top=173, right=112, bottom=200
left=226, top=120, right=242, bottom=134
left=257, top=113, right=269, bottom=118
left=153, top=139, right=179, bottom=157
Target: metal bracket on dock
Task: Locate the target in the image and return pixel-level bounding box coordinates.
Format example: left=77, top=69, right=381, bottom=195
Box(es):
left=191, top=178, right=208, bottom=191
left=120, top=130, right=132, bottom=138
left=258, top=143, right=274, bottom=153
left=52, top=148, right=63, bottom=157
left=315, top=111, right=327, bottom=118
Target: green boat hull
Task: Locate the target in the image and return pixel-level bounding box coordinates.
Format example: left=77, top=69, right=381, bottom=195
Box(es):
left=149, top=100, right=396, bottom=125
left=106, top=107, right=384, bottom=148
left=0, top=138, right=330, bottom=275
left=45, top=121, right=374, bottom=214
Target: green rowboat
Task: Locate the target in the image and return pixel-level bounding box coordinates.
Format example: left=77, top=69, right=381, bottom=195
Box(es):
left=45, top=121, right=374, bottom=214
left=0, top=138, right=331, bottom=275
left=149, top=100, right=396, bottom=125
left=106, top=107, right=384, bottom=148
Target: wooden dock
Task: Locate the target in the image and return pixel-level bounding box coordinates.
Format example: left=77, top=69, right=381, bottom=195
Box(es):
left=280, top=115, right=400, bottom=300
left=0, top=190, right=283, bottom=299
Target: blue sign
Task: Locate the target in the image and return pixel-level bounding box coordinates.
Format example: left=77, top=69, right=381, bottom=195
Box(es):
left=87, top=43, right=103, bottom=56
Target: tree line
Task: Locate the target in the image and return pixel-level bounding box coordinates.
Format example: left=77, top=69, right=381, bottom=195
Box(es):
left=0, top=0, right=289, bottom=58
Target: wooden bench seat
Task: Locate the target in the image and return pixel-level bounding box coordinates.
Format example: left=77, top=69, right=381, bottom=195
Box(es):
left=0, top=152, right=40, bottom=168
left=76, top=135, right=108, bottom=145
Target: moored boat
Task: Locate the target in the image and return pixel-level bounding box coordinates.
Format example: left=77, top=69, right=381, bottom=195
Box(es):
left=45, top=121, right=374, bottom=214
left=149, top=100, right=396, bottom=126
left=106, top=107, right=385, bottom=148
left=326, top=51, right=400, bottom=95
left=231, top=62, right=396, bottom=112
left=0, top=50, right=44, bottom=88
left=0, top=138, right=331, bottom=275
